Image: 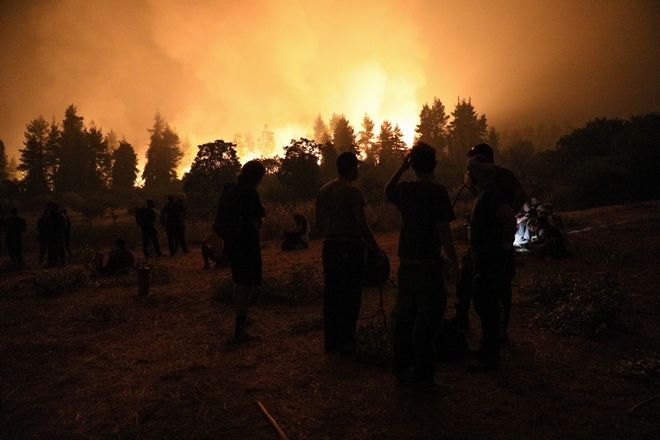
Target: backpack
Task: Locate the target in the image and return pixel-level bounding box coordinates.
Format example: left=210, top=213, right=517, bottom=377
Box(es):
left=213, top=183, right=240, bottom=240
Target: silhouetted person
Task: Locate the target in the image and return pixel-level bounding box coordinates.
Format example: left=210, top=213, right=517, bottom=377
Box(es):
left=465, top=158, right=516, bottom=372
left=176, top=198, right=189, bottom=253
left=161, top=195, right=186, bottom=256
left=61, top=208, right=72, bottom=260
left=5, top=207, right=27, bottom=266
left=216, top=160, right=266, bottom=345
left=135, top=200, right=161, bottom=258
left=316, top=152, right=382, bottom=354
left=386, top=143, right=459, bottom=388
left=201, top=231, right=228, bottom=270
left=457, top=143, right=527, bottom=341
left=37, top=208, right=48, bottom=265
left=44, top=203, right=66, bottom=267
left=281, top=213, right=309, bottom=251
left=99, top=238, right=135, bottom=275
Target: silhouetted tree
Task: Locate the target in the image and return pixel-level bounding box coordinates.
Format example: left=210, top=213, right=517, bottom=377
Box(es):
left=45, top=119, right=60, bottom=189
left=415, top=97, right=449, bottom=153
left=182, top=139, right=241, bottom=207
left=257, top=124, right=276, bottom=156
left=0, top=139, right=7, bottom=181
left=6, top=156, right=19, bottom=180
left=277, top=138, right=321, bottom=200
left=111, top=140, right=138, bottom=189
left=376, top=120, right=406, bottom=170
left=54, top=105, right=87, bottom=193
left=143, top=113, right=183, bottom=189
left=19, top=117, right=50, bottom=195
left=357, top=114, right=376, bottom=164
left=313, top=114, right=331, bottom=145
left=104, top=130, right=119, bottom=152
left=319, top=141, right=337, bottom=183
left=332, top=115, right=357, bottom=154
left=447, top=98, right=488, bottom=164
left=86, top=123, right=111, bottom=190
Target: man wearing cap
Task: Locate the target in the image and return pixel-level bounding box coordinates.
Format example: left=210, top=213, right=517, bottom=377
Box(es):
left=457, top=143, right=527, bottom=341
left=316, top=151, right=382, bottom=354
left=386, top=142, right=459, bottom=388
left=465, top=157, right=516, bottom=371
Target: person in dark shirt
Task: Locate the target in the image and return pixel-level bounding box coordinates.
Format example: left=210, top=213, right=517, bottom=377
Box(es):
left=456, top=143, right=527, bottom=340
left=316, top=152, right=382, bottom=355
left=99, top=238, right=135, bottom=275
left=221, top=160, right=267, bottom=345
left=5, top=207, right=27, bottom=266
left=44, top=203, right=66, bottom=267
left=465, top=159, right=516, bottom=371
left=161, top=195, right=186, bottom=256
left=281, top=213, right=309, bottom=251
left=386, top=142, right=459, bottom=388
left=136, top=200, right=162, bottom=258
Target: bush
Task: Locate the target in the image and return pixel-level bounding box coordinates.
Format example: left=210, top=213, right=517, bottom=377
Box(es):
left=30, top=267, right=90, bottom=297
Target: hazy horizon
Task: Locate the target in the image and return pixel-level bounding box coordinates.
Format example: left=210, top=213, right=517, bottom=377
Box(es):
left=1, top=0, right=658, bottom=171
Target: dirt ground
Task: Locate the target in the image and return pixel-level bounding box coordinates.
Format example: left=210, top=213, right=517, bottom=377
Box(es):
left=1, top=202, right=659, bottom=439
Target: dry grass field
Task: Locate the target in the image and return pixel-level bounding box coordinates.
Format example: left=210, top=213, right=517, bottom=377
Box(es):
left=1, top=202, right=659, bottom=439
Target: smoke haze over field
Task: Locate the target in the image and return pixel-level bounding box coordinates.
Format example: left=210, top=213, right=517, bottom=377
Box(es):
left=1, top=0, right=658, bottom=170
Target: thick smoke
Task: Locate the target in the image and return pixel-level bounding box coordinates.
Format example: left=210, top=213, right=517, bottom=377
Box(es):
left=1, top=0, right=658, bottom=168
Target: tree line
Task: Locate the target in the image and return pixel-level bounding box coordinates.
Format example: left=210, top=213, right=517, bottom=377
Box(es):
left=1, top=100, right=658, bottom=218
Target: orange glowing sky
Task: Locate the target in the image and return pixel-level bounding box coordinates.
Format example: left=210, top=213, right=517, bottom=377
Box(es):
left=1, top=0, right=658, bottom=175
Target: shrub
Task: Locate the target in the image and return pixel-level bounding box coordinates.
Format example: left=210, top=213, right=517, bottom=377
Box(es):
left=30, top=267, right=89, bottom=297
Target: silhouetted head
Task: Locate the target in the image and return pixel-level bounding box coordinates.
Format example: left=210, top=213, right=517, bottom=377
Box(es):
left=146, top=200, right=155, bottom=208
left=410, top=142, right=437, bottom=175
left=466, top=156, right=496, bottom=190
left=238, top=160, right=266, bottom=187
left=168, top=195, right=174, bottom=203
left=115, top=238, right=126, bottom=249
left=467, top=143, right=494, bottom=163
left=336, top=152, right=360, bottom=181
left=10, top=207, right=18, bottom=216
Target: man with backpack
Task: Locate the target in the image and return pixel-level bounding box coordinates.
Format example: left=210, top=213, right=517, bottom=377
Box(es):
left=215, top=161, right=267, bottom=345
left=136, top=200, right=162, bottom=258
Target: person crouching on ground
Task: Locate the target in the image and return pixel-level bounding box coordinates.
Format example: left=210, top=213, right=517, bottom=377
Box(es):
left=99, top=238, right=135, bottom=275
left=385, top=142, right=459, bottom=389
left=316, top=152, right=382, bottom=355
left=465, top=158, right=516, bottom=372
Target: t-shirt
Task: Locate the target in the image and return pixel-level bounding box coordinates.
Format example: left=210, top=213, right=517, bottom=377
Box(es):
left=316, top=179, right=366, bottom=239
left=224, top=183, right=266, bottom=246
left=469, top=189, right=506, bottom=261
left=387, top=180, right=456, bottom=260
left=5, top=216, right=26, bottom=237
left=162, top=202, right=185, bottom=226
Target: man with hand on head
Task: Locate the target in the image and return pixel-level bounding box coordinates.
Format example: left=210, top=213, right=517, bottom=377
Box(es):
left=386, top=142, right=459, bottom=390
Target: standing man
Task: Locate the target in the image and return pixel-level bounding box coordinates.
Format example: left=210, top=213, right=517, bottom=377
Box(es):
left=217, top=160, right=267, bottom=345
left=136, top=200, right=162, bottom=258
left=465, top=158, right=516, bottom=371
left=5, top=207, right=27, bottom=267
left=316, top=152, right=382, bottom=355
left=385, top=143, right=459, bottom=388
left=161, top=195, right=183, bottom=256
left=456, top=143, right=527, bottom=341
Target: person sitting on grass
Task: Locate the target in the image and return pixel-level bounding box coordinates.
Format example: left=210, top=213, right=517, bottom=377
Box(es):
left=281, top=213, right=309, bottom=251
left=201, top=230, right=228, bottom=270
left=99, top=238, right=135, bottom=275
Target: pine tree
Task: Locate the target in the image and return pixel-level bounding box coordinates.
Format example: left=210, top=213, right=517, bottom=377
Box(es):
left=19, top=117, right=50, bottom=194
left=142, top=113, right=183, bottom=189
left=376, top=120, right=395, bottom=167
left=357, top=114, right=376, bottom=163
left=45, top=119, right=60, bottom=189
left=87, top=123, right=111, bottom=190
left=415, top=97, right=449, bottom=152
left=54, top=104, right=87, bottom=193
left=332, top=114, right=356, bottom=154
left=313, top=114, right=331, bottom=145
left=447, top=98, right=488, bottom=164
left=111, top=140, right=138, bottom=189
